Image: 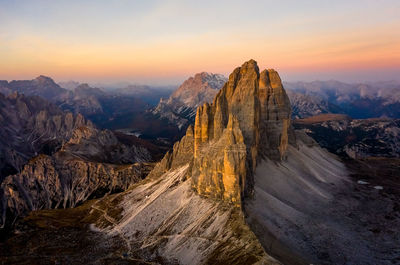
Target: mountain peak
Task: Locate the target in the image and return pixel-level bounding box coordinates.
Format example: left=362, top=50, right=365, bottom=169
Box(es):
left=153, top=60, right=292, bottom=206
left=192, top=59, right=292, bottom=204
left=34, top=75, right=56, bottom=84
left=152, top=71, right=227, bottom=129
left=240, top=58, right=259, bottom=70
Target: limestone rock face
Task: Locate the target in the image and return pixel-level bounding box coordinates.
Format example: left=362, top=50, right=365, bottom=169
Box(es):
left=192, top=114, right=246, bottom=204
left=191, top=60, right=292, bottom=204
left=154, top=60, right=292, bottom=206
left=258, top=69, right=292, bottom=160
left=0, top=117, right=153, bottom=228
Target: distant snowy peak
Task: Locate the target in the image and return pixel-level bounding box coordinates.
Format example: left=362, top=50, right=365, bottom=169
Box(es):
left=152, top=72, right=227, bottom=129
left=169, top=72, right=227, bottom=107
left=198, top=72, right=227, bottom=89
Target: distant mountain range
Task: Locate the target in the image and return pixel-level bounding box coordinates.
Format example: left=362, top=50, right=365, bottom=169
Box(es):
left=3, top=76, right=400, bottom=146
left=293, top=114, right=400, bottom=159
left=150, top=78, right=400, bottom=130
left=285, top=80, right=400, bottom=119
left=0, top=76, right=179, bottom=141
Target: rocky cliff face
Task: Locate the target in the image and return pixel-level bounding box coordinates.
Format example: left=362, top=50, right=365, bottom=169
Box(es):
left=0, top=153, right=152, bottom=228
left=0, top=92, right=152, bottom=228
left=0, top=92, right=92, bottom=177
left=154, top=60, right=292, bottom=206
left=152, top=72, right=227, bottom=129
left=191, top=61, right=292, bottom=205
left=0, top=122, right=152, bottom=227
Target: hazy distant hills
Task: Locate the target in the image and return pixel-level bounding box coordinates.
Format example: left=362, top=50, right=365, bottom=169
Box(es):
left=1, top=75, right=67, bottom=101
left=152, top=78, right=400, bottom=130
left=58, top=80, right=174, bottom=105
left=2, top=77, right=400, bottom=123
left=0, top=76, right=178, bottom=141
left=286, top=81, right=400, bottom=159
left=112, top=84, right=174, bottom=105
left=285, top=80, right=400, bottom=119
left=286, top=90, right=343, bottom=118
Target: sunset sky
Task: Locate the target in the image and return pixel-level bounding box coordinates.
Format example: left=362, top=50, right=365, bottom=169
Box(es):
left=1, top=0, right=399, bottom=85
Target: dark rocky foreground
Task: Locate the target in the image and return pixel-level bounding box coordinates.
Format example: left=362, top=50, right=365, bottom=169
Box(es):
left=293, top=114, right=400, bottom=159
left=0, top=157, right=399, bottom=265
left=0, top=196, right=145, bottom=264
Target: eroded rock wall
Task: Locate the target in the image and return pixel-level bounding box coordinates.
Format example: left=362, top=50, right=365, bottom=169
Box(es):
left=0, top=153, right=152, bottom=228
left=152, top=59, right=292, bottom=206
left=191, top=60, right=292, bottom=205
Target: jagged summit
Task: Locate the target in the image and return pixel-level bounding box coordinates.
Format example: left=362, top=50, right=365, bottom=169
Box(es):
left=169, top=72, right=227, bottom=104
left=152, top=59, right=293, bottom=206
left=192, top=60, right=292, bottom=204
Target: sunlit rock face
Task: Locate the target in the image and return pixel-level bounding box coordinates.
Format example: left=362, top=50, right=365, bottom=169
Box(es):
left=192, top=114, right=247, bottom=204
left=191, top=59, right=292, bottom=205
left=154, top=60, right=293, bottom=206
